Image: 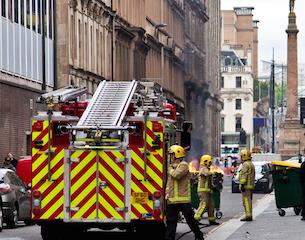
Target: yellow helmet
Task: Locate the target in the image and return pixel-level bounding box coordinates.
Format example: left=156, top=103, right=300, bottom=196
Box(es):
left=200, top=155, right=212, bottom=166
left=168, top=145, right=185, bottom=159
left=240, top=149, right=251, bottom=161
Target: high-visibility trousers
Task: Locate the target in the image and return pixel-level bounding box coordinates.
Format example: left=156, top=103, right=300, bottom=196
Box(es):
left=194, top=191, right=215, bottom=222
left=242, top=189, right=253, bottom=218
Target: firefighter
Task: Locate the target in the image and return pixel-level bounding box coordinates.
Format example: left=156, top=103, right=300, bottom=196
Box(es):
left=165, top=145, right=204, bottom=240
left=239, top=149, right=255, bottom=221
left=194, top=155, right=219, bottom=225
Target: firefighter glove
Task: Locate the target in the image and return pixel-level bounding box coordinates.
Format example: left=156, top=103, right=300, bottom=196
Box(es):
left=239, top=184, right=245, bottom=192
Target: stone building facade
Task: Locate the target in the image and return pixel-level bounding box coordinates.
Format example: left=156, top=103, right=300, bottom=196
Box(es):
left=57, top=0, right=222, bottom=156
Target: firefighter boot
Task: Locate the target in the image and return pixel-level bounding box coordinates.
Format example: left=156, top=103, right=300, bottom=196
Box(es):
left=240, top=217, right=253, bottom=221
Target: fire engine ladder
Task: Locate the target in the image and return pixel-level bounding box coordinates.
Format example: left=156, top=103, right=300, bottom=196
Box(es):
left=37, top=86, right=87, bottom=104
left=77, top=80, right=138, bottom=128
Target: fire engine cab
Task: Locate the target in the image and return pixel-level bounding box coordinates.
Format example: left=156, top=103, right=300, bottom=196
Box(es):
left=31, top=80, right=185, bottom=240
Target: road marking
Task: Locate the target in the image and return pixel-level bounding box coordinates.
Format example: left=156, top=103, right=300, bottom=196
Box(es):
left=205, top=194, right=274, bottom=240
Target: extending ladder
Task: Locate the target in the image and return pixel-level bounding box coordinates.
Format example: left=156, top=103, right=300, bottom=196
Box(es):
left=77, top=80, right=138, bottom=128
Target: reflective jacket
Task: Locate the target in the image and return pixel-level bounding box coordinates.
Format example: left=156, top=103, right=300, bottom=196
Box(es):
left=239, top=160, right=255, bottom=189
left=197, top=165, right=213, bottom=193
left=166, top=161, right=191, bottom=204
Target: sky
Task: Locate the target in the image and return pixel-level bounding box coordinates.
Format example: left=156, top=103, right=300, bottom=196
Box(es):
left=221, top=0, right=305, bottom=73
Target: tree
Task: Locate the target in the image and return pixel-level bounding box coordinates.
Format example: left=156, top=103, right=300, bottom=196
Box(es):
left=254, top=79, right=269, bottom=102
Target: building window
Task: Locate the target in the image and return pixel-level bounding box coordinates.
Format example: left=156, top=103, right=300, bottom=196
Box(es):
left=221, top=76, right=224, bottom=88
left=1, top=0, right=6, bottom=17
left=235, top=117, right=242, bottom=132
left=221, top=117, right=225, bottom=132
left=14, top=0, right=19, bottom=23
left=236, top=76, right=242, bottom=88
left=235, top=99, right=242, bottom=110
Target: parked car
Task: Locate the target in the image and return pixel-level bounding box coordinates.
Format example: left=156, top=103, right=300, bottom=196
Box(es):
left=0, top=169, right=31, bottom=228
left=231, top=161, right=273, bottom=194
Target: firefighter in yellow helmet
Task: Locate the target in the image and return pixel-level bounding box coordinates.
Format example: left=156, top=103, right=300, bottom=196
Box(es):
left=165, top=145, right=204, bottom=240
left=239, top=149, right=255, bottom=221
left=194, top=155, right=219, bottom=225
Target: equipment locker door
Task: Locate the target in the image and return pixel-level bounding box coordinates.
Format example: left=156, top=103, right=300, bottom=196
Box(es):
left=98, top=150, right=130, bottom=221
left=65, top=150, right=98, bottom=220
left=64, top=149, right=131, bottom=222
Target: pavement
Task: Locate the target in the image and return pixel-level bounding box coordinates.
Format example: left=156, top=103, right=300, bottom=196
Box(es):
left=205, top=192, right=305, bottom=240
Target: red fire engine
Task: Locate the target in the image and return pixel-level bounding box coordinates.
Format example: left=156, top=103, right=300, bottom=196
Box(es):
left=31, top=81, right=185, bottom=240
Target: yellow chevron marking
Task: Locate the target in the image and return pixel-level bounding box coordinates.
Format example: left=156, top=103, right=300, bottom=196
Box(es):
left=99, top=163, right=124, bottom=195
left=98, top=210, right=107, bottom=219
left=146, top=166, right=162, bottom=188
left=41, top=180, right=64, bottom=208
left=71, top=170, right=96, bottom=206
left=131, top=166, right=155, bottom=194
left=100, top=151, right=124, bottom=181
left=32, top=150, right=64, bottom=186
left=32, top=120, right=49, bottom=141
left=73, top=194, right=97, bottom=219
left=71, top=151, right=96, bottom=179
left=102, top=187, right=124, bottom=207
left=41, top=196, right=64, bottom=219
left=32, top=133, right=49, bottom=157
left=100, top=197, right=122, bottom=219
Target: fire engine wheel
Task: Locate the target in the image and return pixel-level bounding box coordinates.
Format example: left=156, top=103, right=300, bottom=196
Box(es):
left=7, top=205, right=18, bottom=228
left=136, top=221, right=165, bottom=239
left=41, top=224, right=65, bottom=240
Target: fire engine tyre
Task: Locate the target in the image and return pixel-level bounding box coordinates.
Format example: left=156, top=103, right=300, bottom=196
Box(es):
left=41, top=224, right=65, bottom=240
left=7, top=205, right=19, bottom=228
left=136, top=221, right=165, bottom=239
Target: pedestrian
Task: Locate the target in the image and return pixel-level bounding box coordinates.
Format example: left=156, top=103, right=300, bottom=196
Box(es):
left=2, top=154, right=16, bottom=172
left=6, top=153, right=18, bottom=169
left=194, top=155, right=219, bottom=225
left=165, top=145, right=204, bottom=240
left=300, top=159, right=305, bottom=221
left=239, top=149, right=255, bottom=221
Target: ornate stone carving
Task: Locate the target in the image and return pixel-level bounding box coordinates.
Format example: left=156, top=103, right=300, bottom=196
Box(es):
left=290, top=0, right=295, bottom=12
left=69, top=0, right=78, bottom=10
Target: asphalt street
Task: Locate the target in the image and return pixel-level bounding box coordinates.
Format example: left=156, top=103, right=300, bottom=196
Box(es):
left=0, top=176, right=266, bottom=240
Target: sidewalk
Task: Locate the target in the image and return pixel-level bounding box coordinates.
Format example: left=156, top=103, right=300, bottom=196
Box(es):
left=206, top=193, right=305, bottom=240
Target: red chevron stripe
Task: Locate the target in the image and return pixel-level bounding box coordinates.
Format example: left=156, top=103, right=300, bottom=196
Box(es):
left=99, top=189, right=124, bottom=218
left=147, top=160, right=163, bottom=182
left=32, top=150, right=64, bottom=179
left=71, top=156, right=95, bottom=185
left=40, top=189, right=63, bottom=217
left=41, top=175, right=64, bottom=199
left=104, top=151, right=124, bottom=171
left=99, top=171, right=124, bottom=200
left=71, top=173, right=96, bottom=201
left=99, top=203, right=113, bottom=219
left=71, top=187, right=96, bottom=218
left=131, top=206, right=141, bottom=218
left=32, top=126, right=49, bottom=142
left=131, top=157, right=145, bottom=177
left=32, top=154, right=64, bottom=189
left=71, top=150, right=91, bottom=170
left=82, top=203, right=97, bottom=219
left=131, top=175, right=153, bottom=194
left=32, top=160, right=48, bottom=179
left=100, top=157, right=124, bottom=186
left=48, top=205, right=64, bottom=220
